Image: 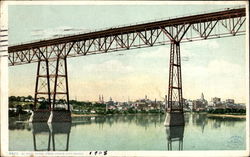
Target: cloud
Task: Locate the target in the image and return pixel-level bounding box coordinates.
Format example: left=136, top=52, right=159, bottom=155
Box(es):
left=183, top=59, right=245, bottom=102
left=207, top=59, right=243, bottom=76
left=184, top=59, right=243, bottom=79
left=79, top=59, right=134, bottom=75
left=136, top=46, right=168, bottom=59
left=31, top=26, right=90, bottom=39
left=198, top=40, right=219, bottom=49
left=181, top=40, right=220, bottom=60
left=135, top=46, right=189, bottom=61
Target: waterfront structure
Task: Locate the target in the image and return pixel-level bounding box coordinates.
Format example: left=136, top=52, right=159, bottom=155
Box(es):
left=8, top=7, right=246, bottom=124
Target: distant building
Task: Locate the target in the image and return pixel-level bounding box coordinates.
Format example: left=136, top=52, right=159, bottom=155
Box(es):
left=201, top=93, right=205, bottom=101
left=211, top=97, right=221, bottom=104
left=226, top=99, right=235, bottom=104
left=99, top=94, right=104, bottom=103
left=211, top=97, right=226, bottom=109
left=192, top=100, right=206, bottom=111
left=163, top=95, right=168, bottom=110
left=107, top=97, right=114, bottom=106
left=133, top=96, right=160, bottom=111
left=24, top=99, right=34, bottom=102
left=55, top=104, right=73, bottom=111
left=184, top=100, right=193, bottom=110
left=37, top=97, right=45, bottom=102
left=192, top=93, right=208, bottom=111
left=108, top=105, right=117, bottom=110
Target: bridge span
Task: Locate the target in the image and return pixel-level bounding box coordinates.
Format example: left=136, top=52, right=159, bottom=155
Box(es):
left=8, top=7, right=246, bottom=125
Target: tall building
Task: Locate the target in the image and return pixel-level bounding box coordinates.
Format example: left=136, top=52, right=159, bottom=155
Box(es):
left=107, top=96, right=114, bottom=106
left=99, top=94, right=104, bottom=103
left=192, top=93, right=208, bottom=111
left=99, top=95, right=101, bottom=102
left=201, top=93, right=205, bottom=101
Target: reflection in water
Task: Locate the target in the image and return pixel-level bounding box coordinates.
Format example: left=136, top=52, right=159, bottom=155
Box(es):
left=165, top=126, right=184, bottom=151
left=31, top=122, right=71, bottom=151
left=191, top=113, right=208, bottom=133
left=31, top=123, right=51, bottom=151
left=9, top=113, right=246, bottom=151
left=72, top=114, right=165, bottom=128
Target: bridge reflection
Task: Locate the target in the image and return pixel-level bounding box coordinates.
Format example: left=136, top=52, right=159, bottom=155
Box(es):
left=9, top=113, right=246, bottom=151
left=31, top=122, right=71, bottom=151
left=165, top=126, right=184, bottom=151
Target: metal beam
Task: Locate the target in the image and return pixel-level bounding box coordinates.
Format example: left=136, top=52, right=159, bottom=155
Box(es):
left=8, top=7, right=246, bottom=66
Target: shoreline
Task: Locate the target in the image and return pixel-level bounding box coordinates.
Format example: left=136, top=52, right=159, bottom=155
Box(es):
left=71, top=113, right=100, bottom=117
left=10, top=112, right=246, bottom=119
left=207, top=113, right=246, bottom=118
left=71, top=113, right=163, bottom=117
left=72, top=112, right=246, bottom=118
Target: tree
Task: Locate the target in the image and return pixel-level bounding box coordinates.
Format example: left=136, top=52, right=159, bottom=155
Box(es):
left=27, top=95, right=33, bottom=100
left=16, top=96, right=21, bottom=101
left=9, top=96, right=17, bottom=101
left=38, top=102, right=49, bottom=109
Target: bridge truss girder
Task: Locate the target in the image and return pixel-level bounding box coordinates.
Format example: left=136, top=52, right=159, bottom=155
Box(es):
left=8, top=8, right=246, bottom=113
left=8, top=14, right=246, bottom=66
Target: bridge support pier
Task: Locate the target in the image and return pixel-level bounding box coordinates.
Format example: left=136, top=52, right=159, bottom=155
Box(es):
left=30, top=54, right=71, bottom=123
left=164, top=112, right=184, bottom=126
left=164, top=41, right=184, bottom=126
left=48, top=110, right=71, bottom=123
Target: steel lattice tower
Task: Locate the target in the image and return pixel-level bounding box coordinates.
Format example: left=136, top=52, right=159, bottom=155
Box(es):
left=167, top=41, right=183, bottom=112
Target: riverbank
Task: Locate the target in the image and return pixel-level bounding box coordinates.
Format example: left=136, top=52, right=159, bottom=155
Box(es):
left=72, top=112, right=246, bottom=118
left=71, top=112, right=164, bottom=117
left=71, top=113, right=100, bottom=117
left=207, top=113, right=246, bottom=119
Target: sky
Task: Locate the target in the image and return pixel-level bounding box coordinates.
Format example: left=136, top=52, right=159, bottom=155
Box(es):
left=8, top=3, right=247, bottom=103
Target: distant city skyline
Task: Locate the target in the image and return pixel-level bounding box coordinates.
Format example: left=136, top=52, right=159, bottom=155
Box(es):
left=8, top=4, right=247, bottom=103
left=9, top=92, right=244, bottom=105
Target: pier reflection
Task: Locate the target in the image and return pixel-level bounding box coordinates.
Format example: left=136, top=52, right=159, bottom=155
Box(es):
left=165, top=126, right=184, bottom=151
left=31, top=122, right=71, bottom=151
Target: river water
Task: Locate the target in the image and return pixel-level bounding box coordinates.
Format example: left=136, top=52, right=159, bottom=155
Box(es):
left=9, top=113, right=246, bottom=151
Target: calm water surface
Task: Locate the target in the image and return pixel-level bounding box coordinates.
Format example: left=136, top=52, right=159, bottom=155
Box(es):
left=9, top=113, right=246, bottom=151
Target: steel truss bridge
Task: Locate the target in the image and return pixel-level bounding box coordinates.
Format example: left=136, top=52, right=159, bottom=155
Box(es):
left=8, top=7, right=246, bottom=114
